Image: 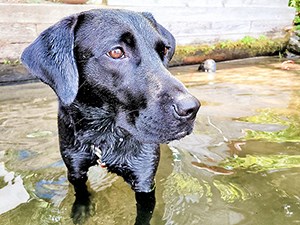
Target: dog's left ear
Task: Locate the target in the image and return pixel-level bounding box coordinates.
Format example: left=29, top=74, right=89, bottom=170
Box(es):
left=141, top=12, right=176, bottom=62
left=21, top=15, right=79, bottom=106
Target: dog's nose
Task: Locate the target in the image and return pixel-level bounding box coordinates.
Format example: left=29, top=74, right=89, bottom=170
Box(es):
left=173, top=96, right=200, bottom=120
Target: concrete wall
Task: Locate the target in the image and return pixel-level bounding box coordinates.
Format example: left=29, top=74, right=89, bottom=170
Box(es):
left=0, top=0, right=296, bottom=61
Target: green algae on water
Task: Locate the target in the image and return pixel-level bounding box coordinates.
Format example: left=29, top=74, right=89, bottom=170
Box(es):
left=220, top=154, right=300, bottom=173
left=239, top=109, right=300, bottom=143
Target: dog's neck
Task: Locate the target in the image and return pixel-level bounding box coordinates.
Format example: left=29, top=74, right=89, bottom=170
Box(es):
left=60, top=100, right=160, bottom=191
left=65, top=101, right=142, bottom=165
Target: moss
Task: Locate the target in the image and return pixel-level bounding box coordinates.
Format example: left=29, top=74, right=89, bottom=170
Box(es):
left=2, top=59, right=21, bottom=65
left=170, top=35, right=290, bottom=66
left=175, top=45, right=214, bottom=57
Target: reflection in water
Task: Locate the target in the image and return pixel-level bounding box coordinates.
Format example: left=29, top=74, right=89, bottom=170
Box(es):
left=220, top=154, right=300, bottom=173
left=162, top=147, right=251, bottom=225
left=191, top=161, right=234, bottom=175
left=163, top=170, right=204, bottom=223
left=1, top=57, right=300, bottom=224
left=87, top=165, right=119, bottom=192
left=34, top=176, right=68, bottom=206
left=166, top=57, right=300, bottom=225
left=162, top=150, right=205, bottom=225
left=213, top=180, right=250, bottom=203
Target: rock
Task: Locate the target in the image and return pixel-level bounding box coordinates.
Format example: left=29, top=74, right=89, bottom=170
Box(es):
left=283, top=50, right=300, bottom=59
left=198, top=59, right=217, bottom=72
left=287, top=31, right=300, bottom=55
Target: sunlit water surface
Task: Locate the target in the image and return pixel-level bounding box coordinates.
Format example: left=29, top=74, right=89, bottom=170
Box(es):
left=1, top=57, right=300, bottom=224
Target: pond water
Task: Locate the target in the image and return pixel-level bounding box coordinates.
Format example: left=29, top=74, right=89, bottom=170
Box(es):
left=0, top=57, right=300, bottom=224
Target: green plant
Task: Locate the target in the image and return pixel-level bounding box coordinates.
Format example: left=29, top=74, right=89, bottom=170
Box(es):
left=258, top=35, right=267, bottom=41
left=289, top=0, right=300, bottom=8
left=3, top=59, right=20, bottom=65
left=240, top=36, right=256, bottom=46
left=289, top=0, right=300, bottom=30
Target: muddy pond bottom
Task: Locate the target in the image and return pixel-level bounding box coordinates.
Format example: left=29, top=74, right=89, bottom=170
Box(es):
left=1, top=57, right=300, bottom=224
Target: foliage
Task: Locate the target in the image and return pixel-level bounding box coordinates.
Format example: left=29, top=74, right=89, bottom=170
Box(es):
left=289, top=0, right=300, bottom=30
left=289, top=0, right=300, bottom=8
left=240, top=36, right=256, bottom=46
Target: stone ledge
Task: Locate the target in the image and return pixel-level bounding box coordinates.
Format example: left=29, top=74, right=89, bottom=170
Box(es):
left=107, top=0, right=290, bottom=7
left=0, top=2, right=295, bottom=61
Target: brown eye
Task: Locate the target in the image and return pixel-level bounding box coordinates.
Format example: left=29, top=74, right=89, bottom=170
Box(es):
left=107, top=47, right=125, bottom=59
left=163, top=47, right=169, bottom=56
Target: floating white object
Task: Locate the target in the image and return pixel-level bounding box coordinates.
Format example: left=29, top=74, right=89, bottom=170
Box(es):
left=0, top=163, right=30, bottom=214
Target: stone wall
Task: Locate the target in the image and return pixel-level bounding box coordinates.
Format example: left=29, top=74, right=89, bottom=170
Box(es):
left=0, top=0, right=296, bottom=61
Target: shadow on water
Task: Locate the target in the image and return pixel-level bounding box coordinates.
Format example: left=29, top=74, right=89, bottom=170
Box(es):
left=1, top=57, right=300, bottom=224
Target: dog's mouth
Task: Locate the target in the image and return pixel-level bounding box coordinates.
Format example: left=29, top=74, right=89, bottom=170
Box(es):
left=115, top=126, right=131, bottom=138
left=115, top=106, right=197, bottom=144
left=140, top=120, right=195, bottom=144
left=165, top=124, right=194, bottom=142
left=115, top=122, right=193, bottom=144
left=174, top=130, right=189, bottom=140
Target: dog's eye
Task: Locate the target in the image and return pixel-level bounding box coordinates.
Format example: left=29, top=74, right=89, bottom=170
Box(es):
left=159, top=46, right=170, bottom=58
left=107, top=47, right=125, bottom=59
left=163, top=47, right=169, bottom=56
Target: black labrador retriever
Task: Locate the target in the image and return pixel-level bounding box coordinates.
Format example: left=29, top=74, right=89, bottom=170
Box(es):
left=21, top=9, right=200, bottom=224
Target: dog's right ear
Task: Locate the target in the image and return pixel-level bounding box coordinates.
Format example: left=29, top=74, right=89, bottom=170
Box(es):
left=21, top=15, right=80, bottom=106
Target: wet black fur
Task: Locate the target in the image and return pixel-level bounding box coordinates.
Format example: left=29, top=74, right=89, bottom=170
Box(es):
left=21, top=9, right=200, bottom=224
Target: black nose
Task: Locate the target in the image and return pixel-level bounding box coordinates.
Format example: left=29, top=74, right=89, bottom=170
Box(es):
left=173, top=96, right=200, bottom=120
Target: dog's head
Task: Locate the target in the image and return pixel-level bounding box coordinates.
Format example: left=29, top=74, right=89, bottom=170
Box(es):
left=21, top=9, right=200, bottom=144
